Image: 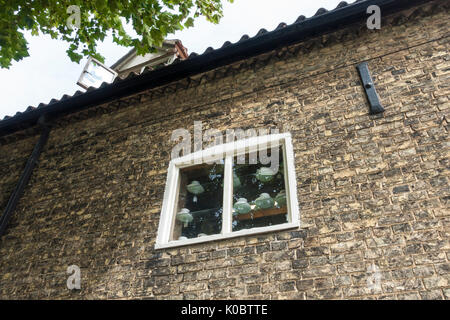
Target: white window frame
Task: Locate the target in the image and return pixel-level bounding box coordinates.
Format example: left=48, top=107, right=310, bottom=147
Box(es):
left=155, top=132, right=300, bottom=249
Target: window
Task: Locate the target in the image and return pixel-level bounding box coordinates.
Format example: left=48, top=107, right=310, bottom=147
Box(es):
left=155, top=133, right=299, bottom=249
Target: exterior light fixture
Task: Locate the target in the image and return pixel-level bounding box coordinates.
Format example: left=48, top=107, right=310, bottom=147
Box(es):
left=77, top=57, right=118, bottom=90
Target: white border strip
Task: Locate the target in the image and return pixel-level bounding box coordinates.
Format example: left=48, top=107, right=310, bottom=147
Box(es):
left=155, top=222, right=299, bottom=250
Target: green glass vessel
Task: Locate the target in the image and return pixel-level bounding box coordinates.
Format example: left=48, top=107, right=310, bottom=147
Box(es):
left=255, top=167, right=276, bottom=183
left=176, top=208, right=193, bottom=227
left=187, top=180, right=204, bottom=194
left=255, top=193, right=275, bottom=209
left=186, top=180, right=204, bottom=202
left=233, top=198, right=251, bottom=214
left=275, top=190, right=287, bottom=207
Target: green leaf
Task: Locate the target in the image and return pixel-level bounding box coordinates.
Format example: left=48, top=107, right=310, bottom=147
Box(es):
left=0, top=0, right=233, bottom=68
left=184, top=17, right=195, bottom=28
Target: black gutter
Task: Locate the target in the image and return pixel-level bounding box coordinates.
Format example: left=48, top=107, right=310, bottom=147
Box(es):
left=0, top=0, right=434, bottom=137
left=0, top=116, right=51, bottom=239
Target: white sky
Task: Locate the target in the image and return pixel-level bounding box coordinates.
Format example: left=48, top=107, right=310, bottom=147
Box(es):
left=0, top=0, right=344, bottom=119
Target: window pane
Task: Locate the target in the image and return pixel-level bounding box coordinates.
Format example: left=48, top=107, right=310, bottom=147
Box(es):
left=232, top=145, right=288, bottom=232
left=171, top=161, right=224, bottom=241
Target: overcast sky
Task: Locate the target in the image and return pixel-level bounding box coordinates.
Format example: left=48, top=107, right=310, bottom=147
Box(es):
left=0, top=0, right=344, bottom=119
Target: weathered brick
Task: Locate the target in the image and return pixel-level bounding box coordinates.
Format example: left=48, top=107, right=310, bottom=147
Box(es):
left=419, top=290, right=444, bottom=300
left=292, top=258, right=309, bottom=269
left=179, top=282, right=206, bottom=292
left=423, top=276, right=449, bottom=290
left=302, top=265, right=336, bottom=278
left=270, top=241, right=288, bottom=251
left=246, top=284, right=261, bottom=295
left=279, top=281, right=296, bottom=292
left=208, top=278, right=236, bottom=289
left=393, top=185, right=410, bottom=194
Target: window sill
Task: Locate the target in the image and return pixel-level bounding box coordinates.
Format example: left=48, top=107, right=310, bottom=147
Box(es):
left=154, top=221, right=300, bottom=250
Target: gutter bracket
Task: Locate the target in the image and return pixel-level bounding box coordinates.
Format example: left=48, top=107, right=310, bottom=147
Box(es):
left=357, top=62, right=385, bottom=114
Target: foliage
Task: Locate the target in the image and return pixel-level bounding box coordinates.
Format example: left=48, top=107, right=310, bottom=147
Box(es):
left=0, top=0, right=233, bottom=68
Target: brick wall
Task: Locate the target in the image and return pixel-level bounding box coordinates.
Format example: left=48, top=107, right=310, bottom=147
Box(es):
left=0, top=2, right=448, bottom=299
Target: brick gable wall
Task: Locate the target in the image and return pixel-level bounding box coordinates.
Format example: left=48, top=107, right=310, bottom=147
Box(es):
left=0, top=2, right=448, bottom=299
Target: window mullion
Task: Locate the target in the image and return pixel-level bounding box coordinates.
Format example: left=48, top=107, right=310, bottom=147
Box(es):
left=162, top=164, right=180, bottom=244
left=222, top=156, right=233, bottom=235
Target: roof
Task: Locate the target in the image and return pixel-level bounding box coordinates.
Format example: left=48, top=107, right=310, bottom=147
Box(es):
left=0, top=0, right=436, bottom=137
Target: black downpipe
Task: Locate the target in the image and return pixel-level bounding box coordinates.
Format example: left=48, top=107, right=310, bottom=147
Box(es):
left=0, top=116, right=51, bottom=239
